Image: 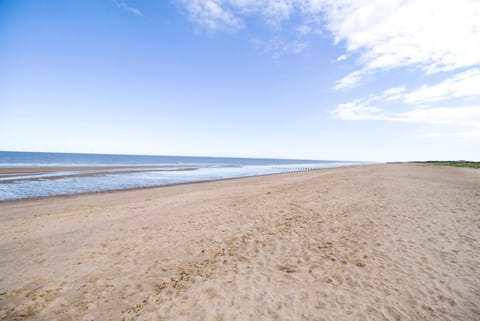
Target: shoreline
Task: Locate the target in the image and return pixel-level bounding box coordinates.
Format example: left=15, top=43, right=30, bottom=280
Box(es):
left=0, top=165, right=181, bottom=174
left=0, top=164, right=370, bottom=204
left=0, top=167, right=197, bottom=184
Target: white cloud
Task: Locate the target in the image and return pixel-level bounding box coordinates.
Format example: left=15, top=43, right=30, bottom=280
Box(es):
left=253, top=37, right=307, bottom=57
left=355, top=86, right=406, bottom=105
left=177, top=0, right=480, bottom=90
left=176, top=0, right=480, bottom=148
left=332, top=102, right=480, bottom=127
left=340, top=68, right=480, bottom=105
left=113, top=0, right=143, bottom=16
left=263, top=1, right=292, bottom=27
left=296, top=25, right=312, bottom=35
left=177, top=0, right=328, bottom=33
left=178, top=0, right=243, bottom=31
left=332, top=69, right=480, bottom=128
left=177, top=1, right=270, bottom=31
left=381, top=87, right=406, bottom=101
left=331, top=101, right=383, bottom=120
left=398, top=106, right=480, bottom=127
left=404, top=68, right=480, bottom=104
left=327, top=0, right=480, bottom=87
left=333, top=70, right=363, bottom=90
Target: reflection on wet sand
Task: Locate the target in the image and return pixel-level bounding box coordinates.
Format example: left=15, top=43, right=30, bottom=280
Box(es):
left=0, top=166, right=196, bottom=183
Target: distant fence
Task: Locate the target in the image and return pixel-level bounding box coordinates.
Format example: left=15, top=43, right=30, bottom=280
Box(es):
left=272, top=165, right=324, bottom=172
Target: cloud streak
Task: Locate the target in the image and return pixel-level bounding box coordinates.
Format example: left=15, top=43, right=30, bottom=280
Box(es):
left=179, top=0, right=242, bottom=31
left=176, top=0, right=480, bottom=140
left=113, top=0, right=143, bottom=17
left=332, top=103, right=480, bottom=127
left=328, top=0, right=480, bottom=88
left=404, top=69, right=480, bottom=105
left=332, top=69, right=480, bottom=135
left=177, top=0, right=480, bottom=89
left=253, top=37, right=308, bottom=57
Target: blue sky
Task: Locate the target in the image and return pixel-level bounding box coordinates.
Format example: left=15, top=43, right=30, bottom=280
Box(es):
left=1, top=0, right=479, bottom=161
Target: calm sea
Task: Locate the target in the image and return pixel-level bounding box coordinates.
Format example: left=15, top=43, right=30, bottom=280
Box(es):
left=0, top=151, right=363, bottom=201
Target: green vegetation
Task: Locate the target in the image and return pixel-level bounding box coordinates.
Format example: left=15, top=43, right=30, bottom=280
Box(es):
left=424, top=161, right=480, bottom=169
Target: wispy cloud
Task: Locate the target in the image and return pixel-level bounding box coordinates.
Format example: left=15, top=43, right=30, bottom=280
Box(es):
left=404, top=69, right=480, bottom=104
left=176, top=1, right=480, bottom=89
left=333, top=103, right=480, bottom=127
left=177, top=0, right=302, bottom=31
left=332, top=67, right=480, bottom=133
left=176, top=0, right=480, bottom=135
left=340, top=68, right=480, bottom=106
left=253, top=37, right=308, bottom=57
left=328, top=0, right=480, bottom=88
left=176, top=0, right=324, bottom=53
left=333, top=70, right=363, bottom=90
left=425, top=130, right=480, bottom=142
left=177, top=0, right=242, bottom=31
left=113, top=0, right=143, bottom=17
left=332, top=69, right=480, bottom=131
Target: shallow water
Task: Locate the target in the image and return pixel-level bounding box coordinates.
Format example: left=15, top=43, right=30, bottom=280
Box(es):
left=0, top=151, right=364, bottom=201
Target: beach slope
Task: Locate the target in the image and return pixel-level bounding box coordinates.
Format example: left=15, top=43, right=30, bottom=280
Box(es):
left=0, top=164, right=479, bottom=320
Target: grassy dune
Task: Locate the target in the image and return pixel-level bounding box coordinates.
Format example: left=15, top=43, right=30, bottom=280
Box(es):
left=425, top=161, right=480, bottom=169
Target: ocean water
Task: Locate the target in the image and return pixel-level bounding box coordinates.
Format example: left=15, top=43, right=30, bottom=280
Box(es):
left=0, top=151, right=364, bottom=201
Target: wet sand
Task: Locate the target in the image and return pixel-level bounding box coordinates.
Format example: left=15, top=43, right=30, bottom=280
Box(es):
left=0, top=166, right=176, bottom=175
left=0, top=166, right=195, bottom=184
left=0, top=164, right=479, bottom=320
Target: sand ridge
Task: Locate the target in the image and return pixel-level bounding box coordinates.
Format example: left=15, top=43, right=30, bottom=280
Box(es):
left=0, top=164, right=479, bottom=320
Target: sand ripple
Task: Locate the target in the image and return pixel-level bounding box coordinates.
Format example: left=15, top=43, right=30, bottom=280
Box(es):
left=0, top=164, right=479, bottom=320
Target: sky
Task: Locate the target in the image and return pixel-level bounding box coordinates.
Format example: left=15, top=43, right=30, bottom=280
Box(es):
left=1, top=0, right=480, bottom=161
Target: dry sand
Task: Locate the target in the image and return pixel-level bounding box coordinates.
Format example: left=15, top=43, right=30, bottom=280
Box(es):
left=0, top=164, right=479, bottom=321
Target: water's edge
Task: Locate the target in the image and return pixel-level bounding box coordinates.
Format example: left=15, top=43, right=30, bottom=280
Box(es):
left=0, top=164, right=370, bottom=204
left=0, top=151, right=368, bottom=201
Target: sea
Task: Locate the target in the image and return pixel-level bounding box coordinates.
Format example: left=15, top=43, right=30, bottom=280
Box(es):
left=0, top=151, right=365, bottom=201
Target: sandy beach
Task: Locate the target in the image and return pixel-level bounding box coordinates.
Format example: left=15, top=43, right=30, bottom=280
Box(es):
left=0, top=164, right=479, bottom=320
